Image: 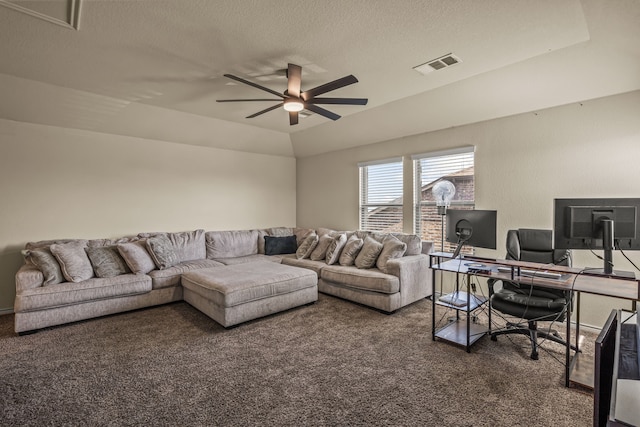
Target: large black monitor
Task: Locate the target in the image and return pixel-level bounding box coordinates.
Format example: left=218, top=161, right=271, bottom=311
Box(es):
left=554, top=198, right=640, bottom=277
left=445, top=209, right=497, bottom=258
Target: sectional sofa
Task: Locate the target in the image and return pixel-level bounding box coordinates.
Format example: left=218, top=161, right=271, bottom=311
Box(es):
left=14, top=227, right=433, bottom=333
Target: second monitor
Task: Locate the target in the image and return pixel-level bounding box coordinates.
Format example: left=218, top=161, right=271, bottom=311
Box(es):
left=445, top=209, right=497, bottom=258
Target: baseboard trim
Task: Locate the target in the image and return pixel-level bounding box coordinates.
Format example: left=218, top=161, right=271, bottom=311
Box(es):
left=0, top=307, right=14, bottom=316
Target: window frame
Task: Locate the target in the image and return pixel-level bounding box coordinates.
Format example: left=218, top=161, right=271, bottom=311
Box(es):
left=358, top=157, right=404, bottom=233
left=412, top=146, right=475, bottom=251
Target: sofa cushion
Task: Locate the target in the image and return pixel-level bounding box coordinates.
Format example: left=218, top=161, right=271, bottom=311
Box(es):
left=117, top=241, right=156, bottom=274
left=339, top=236, right=364, bottom=266
left=267, top=227, right=294, bottom=237
left=325, top=233, right=347, bottom=265
left=25, top=248, right=64, bottom=286
left=214, top=254, right=282, bottom=265
left=265, top=235, right=297, bottom=255
left=206, top=230, right=259, bottom=259
left=25, top=239, right=76, bottom=251
left=257, top=230, right=268, bottom=254
left=169, top=229, right=206, bottom=263
left=181, top=262, right=317, bottom=308
left=296, top=233, right=318, bottom=259
left=86, top=246, right=131, bottom=278
left=281, top=255, right=327, bottom=276
left=148, top=259, right=224, bottom=290
left=146, top=235, right=179, bottom=269
left=316, top=227, right=337, bottom=237
left=310, top=235, right=333, bottom=261
left=50, top=240, right=94, bottom=283
left=87, top=236, right=139, bottom=248
left=14, top=274, right=152, bottom=312
left=321, top=265, right=400, bottom=294
left=376, top=235, right=407, bottom=274
left=354, top=236, right=383, bottom=269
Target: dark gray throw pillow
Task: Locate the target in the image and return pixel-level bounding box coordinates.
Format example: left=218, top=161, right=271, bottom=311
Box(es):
left=86, top=246, right=131, bottom=278
left=264, top=235, right=298, bottom=256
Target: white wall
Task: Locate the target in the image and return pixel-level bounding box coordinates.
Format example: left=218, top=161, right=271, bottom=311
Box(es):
left=0, top=119, right=296, bottom=311
left=297, top=90, right=640, bottom=327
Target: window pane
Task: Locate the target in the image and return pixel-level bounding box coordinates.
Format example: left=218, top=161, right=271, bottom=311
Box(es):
left=360, top=160, right=403, bottom=232
left=414, top=150, right=475, bottom=250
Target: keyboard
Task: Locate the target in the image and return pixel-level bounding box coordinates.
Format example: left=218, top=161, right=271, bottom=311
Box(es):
left=496, top=266, right=562, bottom=280
left=438, top=292, right=478, bottom=307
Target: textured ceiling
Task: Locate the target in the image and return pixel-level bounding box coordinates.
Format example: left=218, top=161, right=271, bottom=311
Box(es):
left=1, top=0, right=639, bottom=157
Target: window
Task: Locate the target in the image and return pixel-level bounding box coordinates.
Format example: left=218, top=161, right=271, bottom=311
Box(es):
left=413, top=147, right=475, bottom=252
left=359, top=158, right=403, bottom=232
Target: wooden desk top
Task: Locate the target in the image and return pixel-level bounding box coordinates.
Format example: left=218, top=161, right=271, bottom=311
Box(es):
left=430, top=254, right=640, bottom=301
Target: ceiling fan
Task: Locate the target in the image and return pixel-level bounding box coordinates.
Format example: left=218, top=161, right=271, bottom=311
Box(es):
left=217, top=63, right=368, bottom=125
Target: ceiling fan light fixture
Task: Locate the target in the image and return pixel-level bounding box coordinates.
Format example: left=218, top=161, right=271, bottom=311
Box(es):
left=283, top=99, right=304, bottom=112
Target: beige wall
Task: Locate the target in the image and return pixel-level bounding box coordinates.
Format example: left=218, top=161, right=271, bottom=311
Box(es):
left=0, top=119, right=296, bottom=311
left=297, top=90, right=640, bottom=327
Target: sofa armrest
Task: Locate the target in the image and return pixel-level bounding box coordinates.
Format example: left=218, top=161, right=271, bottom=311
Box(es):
left=15, top=264, right=44, bottom=293
left=386, top=254, right=432, bottom=301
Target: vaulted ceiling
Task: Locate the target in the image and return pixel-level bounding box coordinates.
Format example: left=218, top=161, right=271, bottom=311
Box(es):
left=1, top=0, right=639, bottom=157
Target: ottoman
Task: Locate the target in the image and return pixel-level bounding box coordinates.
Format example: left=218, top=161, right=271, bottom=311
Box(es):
left=181, top=261, right=318, bottom=327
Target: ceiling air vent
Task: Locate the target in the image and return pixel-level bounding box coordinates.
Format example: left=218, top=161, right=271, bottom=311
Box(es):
left=413, top=53, right=462, bottom=75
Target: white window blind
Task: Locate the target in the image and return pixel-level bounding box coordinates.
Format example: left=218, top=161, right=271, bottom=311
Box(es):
left=359, top=158, right=403, bottom=232
left=413, top=147, right=475, bottom=251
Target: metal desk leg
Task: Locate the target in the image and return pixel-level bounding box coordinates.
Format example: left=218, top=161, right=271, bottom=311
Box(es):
left=565, top=292, right=572, bottom=387
left=575, top=292, right=581, bottom=356
left=466, top=273, right=471, bottom=352
left=432, top=267, right=436, bottom=341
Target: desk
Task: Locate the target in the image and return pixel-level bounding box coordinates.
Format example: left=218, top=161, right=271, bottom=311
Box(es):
left=429, top=253, right=640, bottom=387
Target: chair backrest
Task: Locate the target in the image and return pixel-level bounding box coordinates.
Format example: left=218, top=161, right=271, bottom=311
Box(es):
left=503, top=228, right=572, bottom=301
left=505, top=229, right=571, bottom=267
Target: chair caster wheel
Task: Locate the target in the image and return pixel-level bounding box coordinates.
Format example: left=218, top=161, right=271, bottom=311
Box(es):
left=531, top=352, right=539, bottom=360
left=491, top=334, right=497, bottom=341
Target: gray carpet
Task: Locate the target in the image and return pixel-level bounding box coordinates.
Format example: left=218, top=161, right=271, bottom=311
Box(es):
left=0, top=294, right=593, bottom=426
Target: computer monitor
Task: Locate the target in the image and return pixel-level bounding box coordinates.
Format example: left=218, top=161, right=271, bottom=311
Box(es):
left=445, top=209, right=497, bottom=258
left=553, top=198, right=640, bottom=277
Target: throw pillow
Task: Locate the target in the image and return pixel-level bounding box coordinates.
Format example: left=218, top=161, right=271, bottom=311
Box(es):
left=26, top=247, right=64, bottom=285
left=117, top=241, right=156, bottom=274
left=264, top=235, right=298, bottom=256
left=354, top=236, right=384, bottom=269
left=391, top=233, right=422, bottom=256
left=325, top=233, right=348, bottom=265
left=86, top=246, right=131, bottom=278
left=50, top=241, right=94, bottom=283
left=145, top=235, right=179, bottom=270
left=310, top=235, right=334, bottom=261
left=339, top=236, right=364, bottom=266
left=294, top=228, right=315, bottom=246
left=296, top=233, right=319, bottom=259
left=376, top=234, right=408, bottom=273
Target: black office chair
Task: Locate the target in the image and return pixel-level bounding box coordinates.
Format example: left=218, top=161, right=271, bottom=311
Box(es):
left=488, top=229, right=575, bottom=360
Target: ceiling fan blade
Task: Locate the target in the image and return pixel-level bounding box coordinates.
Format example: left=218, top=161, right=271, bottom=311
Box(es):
left=287, top=63, right=302, bottom=98
left=217, top=99, right=282, bottom=102
left=289, top=111, right=299, bottom=126
left=246, top=102, right=283, bottom=118
left=223, top=74, right=285, bottom=99
left=305, top=104, right=341, bottom=121
left=301, top=75, right=358, bottom=100
left=307, top=97, right=368, bottom=105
